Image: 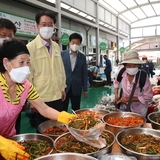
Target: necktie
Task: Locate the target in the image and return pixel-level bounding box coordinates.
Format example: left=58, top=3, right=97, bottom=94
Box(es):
left=45, top=43, right=50, bottom=53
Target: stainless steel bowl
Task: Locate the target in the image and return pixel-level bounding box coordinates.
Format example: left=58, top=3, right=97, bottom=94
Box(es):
left=75, top=108, right=109, bottom=119
left=38, top=120, right=68, bottom=139
left=147, top=111, right=160, bottom=130
left=35, top=153, right=98, bottom=160
left=102, top=112, right=146, bottom=135
left=54, top=130, right=115, bottom=158
left=116, top=128, right=160, bottom=160
left=10, top=133, right=54, bottom=156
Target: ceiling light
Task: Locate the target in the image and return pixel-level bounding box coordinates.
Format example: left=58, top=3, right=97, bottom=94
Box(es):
left=108, top=26, right=113, bottom=29
left=78, top=12, right=87, bottom=17
left=86, top=15, right=94, bottom=20
left=99, top=21, right=105, bottom=25
left=61, top=3, right=71, bottom=9
left=46, top=0, right=55, bottom=3
left=69, top=8, right=79, bottom=13
left=104, top=24, right=109, bottom=27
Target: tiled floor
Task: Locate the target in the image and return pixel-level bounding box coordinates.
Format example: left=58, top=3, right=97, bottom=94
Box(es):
left=20, top=85, right=113, bottom=133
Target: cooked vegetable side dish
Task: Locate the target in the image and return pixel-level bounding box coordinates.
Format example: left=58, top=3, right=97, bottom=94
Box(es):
left=120, top=134, right=160, bottom=155
left=68, top=114, right=99, bottom=130
left=19, top=140, right=52, bottom=160
left=43, top=125, right=68, bottom=135
left=77, top=110, right=101, bottom=119
left=56, top=131, right=113, bottom=153
left=106, top=117, right=144, bottom=126
left=153, top=115, right=160, bottom=124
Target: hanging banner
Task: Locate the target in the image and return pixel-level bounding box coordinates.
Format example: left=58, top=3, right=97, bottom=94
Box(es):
left=0, top=11, right=37, bottom=37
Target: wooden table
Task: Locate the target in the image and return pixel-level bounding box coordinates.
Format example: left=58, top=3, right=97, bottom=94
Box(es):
left=111, top=123, right=152, bottom=153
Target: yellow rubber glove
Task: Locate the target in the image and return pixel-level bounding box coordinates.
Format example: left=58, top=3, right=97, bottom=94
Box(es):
left=0, top=136, right=30, bottom=160
left=57, top=111, right=76, bottom=124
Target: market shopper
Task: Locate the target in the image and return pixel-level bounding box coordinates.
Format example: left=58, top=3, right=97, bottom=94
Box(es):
left=27, top=10, right=66, bottom=130
left=114, top=50, right=153, bottom=117
left=61, top=33, right=88, bottom=111
left=88, top=65, right=101, bottom=87
left=104, top=55, right=112, bottom=87
left=0, top=39, right=74, bottom=139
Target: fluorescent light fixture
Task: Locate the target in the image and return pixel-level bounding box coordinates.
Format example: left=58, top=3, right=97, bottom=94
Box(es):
left=108, top=26, right=113, bottom=29
left=61, top=3, right=71, bottom=9
left=112, top=28, right=116, bottom=31
left=46, top=0, right=55, bottom=3
left=99, top=21, right=105, bottom=25
left=69, top=8, right=79, bottom=13
left=78, top=12, right=87, bottom=17
left=104, top=24, right=109, bottom=27
left=86, top=15, right=94, bottom=20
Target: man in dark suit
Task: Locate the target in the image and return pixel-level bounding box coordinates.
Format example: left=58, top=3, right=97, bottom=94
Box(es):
left=61, top=33, right=88, bottom=111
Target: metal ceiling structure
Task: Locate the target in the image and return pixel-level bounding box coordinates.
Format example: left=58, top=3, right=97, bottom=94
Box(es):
left=99, top=0, right=160, bottom=26
left=99, top=0, right=160, bottom=50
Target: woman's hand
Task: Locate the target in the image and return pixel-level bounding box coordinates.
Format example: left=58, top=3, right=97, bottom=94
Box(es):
left=0, top=136, right=30, bottom=160
left=115, top=93, right=120, bottom=103
left=118, top=97, right=129, bottom=103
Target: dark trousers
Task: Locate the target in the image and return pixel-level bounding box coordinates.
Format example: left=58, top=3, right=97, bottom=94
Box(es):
left=15, top=113, right=21, bottom=134
left=88, top=70, right=93, bottom=87
left=106, top=71, right=111, bottom=86
left=63, top=87, right=81, bottom=112
left=35, top=99, right=63, bottom=132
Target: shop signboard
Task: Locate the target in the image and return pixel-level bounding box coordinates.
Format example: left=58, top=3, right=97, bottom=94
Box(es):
left=99, top=42, right=107, bottom=50
left=0, top=11, right=37, bottom=37
left=60, top=33, right=69, bottom=45
left=120, top=47, right=125, bottom=53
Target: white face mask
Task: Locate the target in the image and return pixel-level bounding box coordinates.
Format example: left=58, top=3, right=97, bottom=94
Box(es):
left=126, top=68, right=139, bottom=75
left=70, top=44, right=80, bottom=52
left=9, top=66, right=31, bottom=83
left=0, top=37, right=10, bottom=45
left=39, top=27, right=54, bottom=39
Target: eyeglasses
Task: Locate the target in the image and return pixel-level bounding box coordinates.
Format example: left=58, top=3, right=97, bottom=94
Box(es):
left=39, top=23, right=54, bottom=27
